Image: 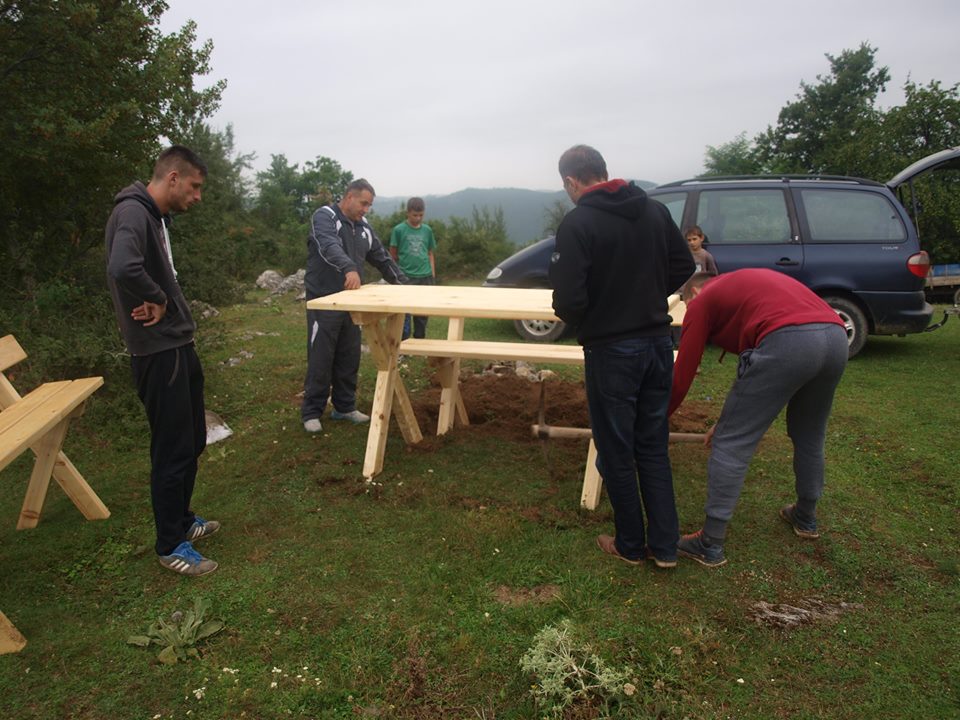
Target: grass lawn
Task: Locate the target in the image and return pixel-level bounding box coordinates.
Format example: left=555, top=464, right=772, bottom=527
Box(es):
left=1, top=290, right=958, bottom=719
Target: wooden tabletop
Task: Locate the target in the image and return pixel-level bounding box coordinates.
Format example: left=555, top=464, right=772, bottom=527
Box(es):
left=306, top=284, right=687, bottom=323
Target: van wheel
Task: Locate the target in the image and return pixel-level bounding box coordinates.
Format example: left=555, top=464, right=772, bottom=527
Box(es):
left=823, top=296, right=867, bottom=358
left=514, top=318, right=566, bottom=342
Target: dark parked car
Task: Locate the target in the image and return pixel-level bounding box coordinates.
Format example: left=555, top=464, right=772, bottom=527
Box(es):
left=483, top=148, right=960, bottom=356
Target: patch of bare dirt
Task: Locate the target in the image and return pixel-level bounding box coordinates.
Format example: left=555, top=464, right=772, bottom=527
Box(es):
left=749, top=598, right=864, bottom=628
left=406, top=368, right=712, bottom=445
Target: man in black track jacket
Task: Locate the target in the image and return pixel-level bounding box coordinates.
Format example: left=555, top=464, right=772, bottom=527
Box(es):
left=550, top=144, right=695, bottom=569
left=301, top=179, right=406, bottom=432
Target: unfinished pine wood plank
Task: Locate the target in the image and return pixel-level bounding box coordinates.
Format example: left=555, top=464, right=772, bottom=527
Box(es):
left=362, top=315, right=405, bottom=479
left=400, top=339, right=585, bottom=364
left=18, top=415, right=71, bottom=529
left=581, top=440, right=602, bottom=510
left=0, top=610, right=26, bottom=654
left=310, top=285, right=560, bottom=320
left=437, top=317, right=465, bottom=435
left=51, top=452, right=110, bottom=522
left=0, top=382, right=72, bottom=470
left=0, top=335, right=27, bottom=374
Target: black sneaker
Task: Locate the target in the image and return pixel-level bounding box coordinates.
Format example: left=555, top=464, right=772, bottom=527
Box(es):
left=779, top=504, right=820, bottom=539
left=678, top=530, right=727, bottom=567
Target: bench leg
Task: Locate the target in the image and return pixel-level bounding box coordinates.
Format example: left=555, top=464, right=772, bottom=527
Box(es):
left=437, top=318, right=468, bottom=435
left=0, top=611, right=27, bottom=654
left=17, top=416, right=71, bottom=529
left=51, top=451, right=110, bottom=522
left=580, top=439, right=603, bottom=510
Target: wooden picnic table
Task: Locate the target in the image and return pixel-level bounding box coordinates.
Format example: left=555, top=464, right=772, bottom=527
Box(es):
left=306, top=284, right=687, bottom=491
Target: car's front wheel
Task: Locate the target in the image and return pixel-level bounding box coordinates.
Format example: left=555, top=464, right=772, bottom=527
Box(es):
left=513, top=318, right=566, bottom=342
left=822, top=295, right=868, bottom=358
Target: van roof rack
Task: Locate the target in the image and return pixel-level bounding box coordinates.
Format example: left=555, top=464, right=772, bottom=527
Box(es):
left=656, top=174, right=884, bottom=188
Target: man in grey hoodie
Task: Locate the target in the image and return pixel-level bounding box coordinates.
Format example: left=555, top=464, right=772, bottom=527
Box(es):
left=105, top=145, right=220, bottom=577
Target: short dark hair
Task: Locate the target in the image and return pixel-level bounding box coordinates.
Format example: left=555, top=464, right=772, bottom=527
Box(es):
left=406, top=197, right=425, bottom=212
left=558, top=144, right=608, bottom=184
left=681, top=271, right=718, bottom=302
left=684, top=225, right=705, bottom=238
left=153, top=145, right=207, bottom=180
left=345, top=178, right=375, bottom=197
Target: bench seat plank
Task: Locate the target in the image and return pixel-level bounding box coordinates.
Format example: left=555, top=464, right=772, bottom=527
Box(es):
left=0, top=378, right=103, bottom=473
left=400, top=339, right=585, bottom=365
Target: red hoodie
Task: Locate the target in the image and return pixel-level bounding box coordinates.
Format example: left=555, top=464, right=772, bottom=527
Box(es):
left=669, top=269, right=845, bottom=416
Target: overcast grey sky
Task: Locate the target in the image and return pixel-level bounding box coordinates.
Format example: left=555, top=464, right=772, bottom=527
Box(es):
left=160, top=0, right=959, bottom=197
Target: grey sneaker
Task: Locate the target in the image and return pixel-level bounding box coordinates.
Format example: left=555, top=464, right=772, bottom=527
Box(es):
left=186, top=516, right=220, bottom=542
left=678, top=530, right=727, bottom=567
left=330, top=409, right=370, bottom=424
left=158, top=541, right=218, bottom=577
left=303, top=418, right=323, bottom=433
left=779, top=504, right=820, bottom=539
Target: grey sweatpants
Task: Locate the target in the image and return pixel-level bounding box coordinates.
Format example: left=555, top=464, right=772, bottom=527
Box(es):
left=301, top=309, right=361, bottom=422
left=703, top=323, right=848, bottom=539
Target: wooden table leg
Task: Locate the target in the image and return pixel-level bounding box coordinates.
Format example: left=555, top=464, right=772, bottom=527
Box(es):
left=437, top=317, right=468, bottom=435
left=355, top=312, right=422, bottom=479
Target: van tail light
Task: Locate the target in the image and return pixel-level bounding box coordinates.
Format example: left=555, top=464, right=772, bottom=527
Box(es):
left=907, top=251, right=930, bottom=278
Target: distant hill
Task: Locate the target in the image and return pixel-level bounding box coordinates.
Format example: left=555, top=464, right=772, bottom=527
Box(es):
left=373, top=182, right=657, bottom=246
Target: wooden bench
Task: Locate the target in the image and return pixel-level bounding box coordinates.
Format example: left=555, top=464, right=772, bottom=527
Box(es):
left=0, top=334, right=108, bottom=654
left=400, top=338, right=585, bottom=364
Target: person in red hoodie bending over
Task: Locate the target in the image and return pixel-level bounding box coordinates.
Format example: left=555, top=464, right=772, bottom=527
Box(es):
left=670, top=269, right=848, bottom=567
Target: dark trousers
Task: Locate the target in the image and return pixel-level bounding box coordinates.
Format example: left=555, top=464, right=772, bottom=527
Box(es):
left=401, top=275, right=435, bottom=340
left=584, top=335, right=679, bottom=560
left=131, top=344, right=205, bottom=556
left=302, top=309, right=361, bottom=421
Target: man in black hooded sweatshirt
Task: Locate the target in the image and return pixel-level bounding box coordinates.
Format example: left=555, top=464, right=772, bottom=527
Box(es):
left=106, top=145, right=220, bottom=577
left=550, top=145, right=695, bottom=568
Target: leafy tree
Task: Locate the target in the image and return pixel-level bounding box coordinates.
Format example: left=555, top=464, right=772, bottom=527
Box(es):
left=253, top=155, right=353, bottom=273
left=438, top=207, right=511, bottom=279
left=702, top=133, right=763, bottom=176
left=754, top=43, right=889, bottom=175
left=0, top=1, right=224, bottom=378
left=542, top=199, right=572, bottom=236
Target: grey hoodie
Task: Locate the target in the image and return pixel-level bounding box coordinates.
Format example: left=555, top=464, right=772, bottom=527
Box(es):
left=105, top=181, right=196, bottom=356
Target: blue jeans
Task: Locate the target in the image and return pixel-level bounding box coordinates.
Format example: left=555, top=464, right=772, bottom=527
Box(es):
left=401, top=275, right=435, bottom=339
left=584, top=335, right=678, bottom=560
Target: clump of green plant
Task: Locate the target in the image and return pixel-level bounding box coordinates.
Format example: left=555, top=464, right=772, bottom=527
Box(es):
left=127, top=597, right=224, bottom=665
left=519, top=619, right=638, bottom=718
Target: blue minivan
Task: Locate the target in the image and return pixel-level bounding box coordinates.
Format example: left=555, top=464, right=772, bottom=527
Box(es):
left=483, top=148, right=960, bottom=356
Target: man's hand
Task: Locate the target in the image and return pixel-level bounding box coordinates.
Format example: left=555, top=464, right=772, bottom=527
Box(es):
left=131, top=300, right=166, bottom=327
left=704, top=424, right=716, bottom=448
left=343, top=271, right=361, bottom=290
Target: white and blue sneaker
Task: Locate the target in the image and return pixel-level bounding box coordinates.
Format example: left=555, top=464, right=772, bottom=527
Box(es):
left=330, top=409, right=370, bottom=424
left=158, top=541, right=218, bottom=577
left=186, top=516, right=221, bottom=542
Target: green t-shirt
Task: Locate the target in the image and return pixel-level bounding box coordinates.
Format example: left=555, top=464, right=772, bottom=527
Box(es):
left=389, top=221, right=436, bottom=278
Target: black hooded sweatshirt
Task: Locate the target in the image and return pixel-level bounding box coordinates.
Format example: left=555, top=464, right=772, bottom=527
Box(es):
left=549, top=179, right=695, bottom=346
left=105, top=181, right=196, bottom=356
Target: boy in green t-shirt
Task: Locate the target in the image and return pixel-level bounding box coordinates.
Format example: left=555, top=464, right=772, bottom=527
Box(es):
left=390, top=197, right=437, bottom=339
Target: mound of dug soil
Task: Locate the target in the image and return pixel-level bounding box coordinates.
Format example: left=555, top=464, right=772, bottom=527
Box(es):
left=406, top=370, right=712, bottom=444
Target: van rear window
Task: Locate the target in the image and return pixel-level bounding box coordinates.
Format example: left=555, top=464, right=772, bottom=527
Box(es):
left=800, top=189, right=906, bottom=242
